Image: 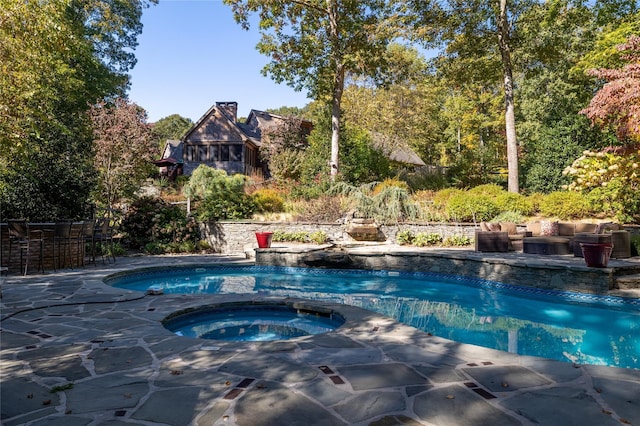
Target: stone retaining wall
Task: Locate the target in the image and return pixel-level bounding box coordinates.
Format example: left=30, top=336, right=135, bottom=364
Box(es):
left=202, top=221, right=639, bottom=256
left=201, top=221, right=480, bottom=254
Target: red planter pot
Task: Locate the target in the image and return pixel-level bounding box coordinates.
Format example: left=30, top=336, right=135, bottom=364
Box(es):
left=580, top=243, right=613, bottom=268
left=255, top=232, right=273, bottom=248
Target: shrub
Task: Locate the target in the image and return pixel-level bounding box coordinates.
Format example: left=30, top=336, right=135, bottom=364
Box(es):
left=396, top=229, right=415, bottom=245
left=290, top=195, right=345, bottom=222
left=309, top=231, right=328, bottom=244
left=443, top=234, right=472, bottom=246
left=252, top=188, right=285, bottom=213
left=120, top=196, right=200, bottom=252
left=492, top=211, right=524, bottom=224
left=413, top=232, right=443, bottom=246
left=271, top=230, right=328, bottom=244
left=446, top=192, right=500, bottom=222
left=184, top=165, right=256, bottom=221
left=432, top=188, right=464, bottom=209
left=495, top=192, right=535, bottom=216
left=272, top=230, right=308, bottom=242
left=631, top=235, right=640, bottom=257
left=538, top=191, right=592, bottom=219
left=468, top=183, right=504, bottom=197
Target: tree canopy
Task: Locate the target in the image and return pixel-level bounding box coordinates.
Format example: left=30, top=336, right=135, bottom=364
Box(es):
left=0, top=0, right=154, bottom=220
left=223, top=0, right=406, bottom=180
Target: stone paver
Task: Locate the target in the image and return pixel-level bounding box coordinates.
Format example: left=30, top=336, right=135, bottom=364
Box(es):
left=1, top=254, right=639, bottom=426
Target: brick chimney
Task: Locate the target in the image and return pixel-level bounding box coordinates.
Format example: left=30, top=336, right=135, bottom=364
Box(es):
left=216, top=102, right=238, bottom=122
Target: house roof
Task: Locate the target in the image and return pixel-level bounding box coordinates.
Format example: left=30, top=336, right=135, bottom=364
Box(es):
left=370, top=132, right=426, bottom=167
left=155, top=139, right=183, bottom=164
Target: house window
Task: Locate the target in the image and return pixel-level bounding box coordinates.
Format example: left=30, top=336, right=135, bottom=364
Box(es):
left=230, top=145, right=242, bottom=161
left=209, top=145, right=219, bottom=161
left=220, top=144, right=230, bottom=161
left=185, top=145, right=196, bottom=162
left=198, top=145, right=208, bottom=161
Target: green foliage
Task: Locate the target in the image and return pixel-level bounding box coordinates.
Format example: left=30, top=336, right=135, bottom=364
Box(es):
left=309, top=231, right=328, bottom=244
left=492, top=211, right=525, bottom=224
left=445, top=192, right=500, bottom=223
left=252, top=188, right=285, bottom=213
left=329, top=182, right=419, bottom=223
left=432, top=188, right=464, bottom=209
left=495, top=192, right=535, bottom=216
left=443, top=234, right=472, bottom=247
left=120, top=196, right=200, bottom=252
left=469, top=184, right=504, bottom=197
left=272, top=231, right=309, bottom=243
left=271, top=230, right=328, bottom=244
left=538, top=191, right=592, bottom=219
left=184, top=165, right=256, bottom=221
left=630, top=235, right=640, bottom=257
left=152, top=114, right=193, bottom=146
left=586, top=179, right=640, bottom=224
left=413, top=233, right=443, bottom=247
left=396, top=229, right=415, bottom=245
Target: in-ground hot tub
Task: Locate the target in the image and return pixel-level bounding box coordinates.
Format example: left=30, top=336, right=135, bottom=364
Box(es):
left=163, top=301, right=345, bottom=342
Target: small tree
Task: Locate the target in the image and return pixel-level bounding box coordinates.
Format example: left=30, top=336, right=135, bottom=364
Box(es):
left=183, top=165, right=255, bottom=221
left=90, top=98, right=156, bottom=210
left=580, top=35, right=640, bottom=141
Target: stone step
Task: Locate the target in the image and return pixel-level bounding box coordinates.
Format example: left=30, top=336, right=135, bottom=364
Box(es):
left=615, top=273, right=640, bottom=289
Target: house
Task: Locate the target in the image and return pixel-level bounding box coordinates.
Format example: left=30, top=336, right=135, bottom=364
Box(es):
left=154, top=101, right=426, bottom=179
left=153, top=140, right=183, bottom=180
left=155, top=101, right=312, bottom=178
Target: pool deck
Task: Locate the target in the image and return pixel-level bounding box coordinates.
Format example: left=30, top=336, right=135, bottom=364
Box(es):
left=1, top=252, right=640, bottom=426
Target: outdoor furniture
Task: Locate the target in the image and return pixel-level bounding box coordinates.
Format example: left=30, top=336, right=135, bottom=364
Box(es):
left=573, top=233, right=612, bottom=257
left=7, top=219, right=45, bottom=275
left=77, top=220, right=97, bottom=267
left=94, top=217, right=116, bottom=264
left=610, top=230, right=631, bottom=259
left=478, top=222, right=530, bottom=252
left=523, top=236, right=572, bottom=255
left=52, top=220, right=74, bottom=270
left=475, top=231, right=509, bottom=252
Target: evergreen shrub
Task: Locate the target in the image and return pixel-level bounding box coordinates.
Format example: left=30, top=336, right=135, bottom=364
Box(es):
left=538, top=191, right=592, bottom=219
left=446, top=192, right=500, bottom=222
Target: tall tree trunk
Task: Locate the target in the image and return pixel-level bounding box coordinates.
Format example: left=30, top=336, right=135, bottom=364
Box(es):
left=330, top=64, right=344, bottom=180
left=497, top=0, right=519, bottom=193
left=327, top=0, right=342, bottom=180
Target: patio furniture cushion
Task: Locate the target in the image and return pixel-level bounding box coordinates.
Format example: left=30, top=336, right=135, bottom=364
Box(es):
left=540, top=220, right=559, bottom=236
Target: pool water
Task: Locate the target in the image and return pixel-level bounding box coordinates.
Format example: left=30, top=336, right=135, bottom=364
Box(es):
left=164, top=304, right=345, bottom=341
left=107, top=265, right=640, bottom=369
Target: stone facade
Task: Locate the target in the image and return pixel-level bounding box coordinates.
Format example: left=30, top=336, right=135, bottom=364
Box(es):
left=201, top=221, right=481, bottom=255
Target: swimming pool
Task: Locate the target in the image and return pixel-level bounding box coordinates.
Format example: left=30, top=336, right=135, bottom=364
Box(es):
left=107, top=265, right=640, bottom=369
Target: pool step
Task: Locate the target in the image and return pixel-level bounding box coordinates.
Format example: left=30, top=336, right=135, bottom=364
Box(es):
left=615, top=273, right=640, bottom=289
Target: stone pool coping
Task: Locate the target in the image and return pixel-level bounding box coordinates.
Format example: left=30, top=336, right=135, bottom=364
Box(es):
left=1, top=254, right=639, bottom=426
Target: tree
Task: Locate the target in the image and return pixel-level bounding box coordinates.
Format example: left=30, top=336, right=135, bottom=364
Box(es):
left=223, top=0, right=403, bottom=180
left=0, top=0, right=154, bottom=220
left=151, top=114, right=193, bottom=148
left=580, top=35, right=640, bottom=142
left=409, top=0, right=535, bottom=193
left=89, top=98, right=155, bottom=210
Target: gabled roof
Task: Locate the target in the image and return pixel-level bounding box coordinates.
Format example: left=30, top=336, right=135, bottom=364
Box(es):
left=181, top=103, right=248, bottom=144
left=370, top=132, right=427, bottom=167
left=155, top=139, right=183, bottom=164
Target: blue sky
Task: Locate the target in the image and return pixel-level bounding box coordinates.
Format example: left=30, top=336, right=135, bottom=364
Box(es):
left=128, top=0, right=313, bottom=123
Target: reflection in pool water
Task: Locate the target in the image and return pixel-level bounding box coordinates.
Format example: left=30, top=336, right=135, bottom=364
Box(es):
left=107, top=266, right=640, bottom=369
